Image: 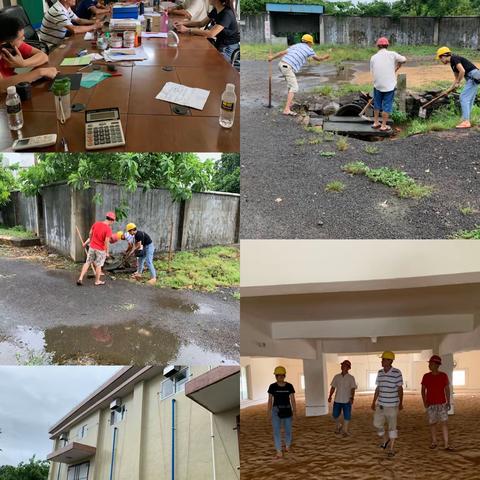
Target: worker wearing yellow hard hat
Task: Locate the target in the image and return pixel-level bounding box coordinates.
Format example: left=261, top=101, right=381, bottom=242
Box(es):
left=371, top=350, right=404, bottom=457
left=268, top=34, right=330, bottom=116
left=436, top=45, right=480, bottom=129
left=268, top=366, right=297, bottom=458
left=123, top=223, right=157, bottom=285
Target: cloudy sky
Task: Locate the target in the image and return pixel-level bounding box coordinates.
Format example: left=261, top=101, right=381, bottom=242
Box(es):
left=0, top=366, right=121, bottom=466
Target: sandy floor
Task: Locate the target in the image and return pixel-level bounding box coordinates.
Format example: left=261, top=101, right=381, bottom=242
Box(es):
left=353, top=62, right=480, bottom=89
left=240, top=393, right=480, bottom=480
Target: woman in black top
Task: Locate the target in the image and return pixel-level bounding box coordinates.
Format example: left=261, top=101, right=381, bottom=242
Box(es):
left=437, top=46, right=480, bottom=129
left=267, top=366, right=296, bottom=459
left=174, top=0, right=240, bottom=63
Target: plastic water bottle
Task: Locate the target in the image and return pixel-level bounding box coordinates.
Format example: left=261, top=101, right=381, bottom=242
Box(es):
left=219, top=83, right=236, bottom=128
left=6, top=86, right=23, bottom=131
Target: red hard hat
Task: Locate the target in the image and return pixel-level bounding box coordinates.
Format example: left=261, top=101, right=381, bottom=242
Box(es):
left=377, top=37, right=389, bottom=46
left=429, top=355, right=442, bottom=365
left=106, top=211, right=116, bottom=221
left=341, top=360, right=352, bottom=368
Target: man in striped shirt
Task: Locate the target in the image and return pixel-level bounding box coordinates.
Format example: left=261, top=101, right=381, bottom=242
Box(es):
left=39, top=0, right=101, bottom=47
left=371, top=350, right=403, bottom=457
left=268, top=34, right=329, bottom=116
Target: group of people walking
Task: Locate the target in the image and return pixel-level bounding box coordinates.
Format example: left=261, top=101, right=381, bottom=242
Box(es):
left=269, top=34, right=479, bottom=129
left=268, top=351, right=453, bottom=459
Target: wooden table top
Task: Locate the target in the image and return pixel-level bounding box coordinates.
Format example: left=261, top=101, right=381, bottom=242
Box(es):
left=0, top=33, right=240, bottom=152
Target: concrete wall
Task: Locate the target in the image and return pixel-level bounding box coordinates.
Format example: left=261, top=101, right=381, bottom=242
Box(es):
left=241, top=14, right=480, bottom=49
left=181, top=192, right=240, bottom=250
left=4, top=182, right=239, bottom=260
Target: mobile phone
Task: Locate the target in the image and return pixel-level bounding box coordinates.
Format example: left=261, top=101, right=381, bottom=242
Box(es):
left=2, top=43, right=17, bottom=56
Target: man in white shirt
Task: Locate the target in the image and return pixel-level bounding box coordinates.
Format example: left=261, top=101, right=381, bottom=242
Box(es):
left=328, top=359, right=357, bottom=437
left=371, top=351, right=404, bottom=457
left=370, top=37, right=407, bottom=132
left=168, top=0, right=209, bottom=22
left=39, top=0, right=101, bottom=46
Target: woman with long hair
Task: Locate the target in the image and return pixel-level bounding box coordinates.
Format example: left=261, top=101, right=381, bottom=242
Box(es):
left=174, top=0, right=240, bottom=63
left=267, top=366, right=296, bottom=459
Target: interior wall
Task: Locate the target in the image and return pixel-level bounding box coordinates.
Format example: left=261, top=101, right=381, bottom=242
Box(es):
left=454, top=350, right=480, bottom=391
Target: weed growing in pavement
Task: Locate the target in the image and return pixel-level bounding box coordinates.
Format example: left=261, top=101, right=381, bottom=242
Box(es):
left=336, top=136, right=349, bottom=151
left=308, top=137, right=322, bottom=145
left=364, top=145, right=380, bottom=155
left=342, top=162, right=433, bottom=199
left=320, top=151, right=336, bottom=157
left=295, top=138, right=306, bottom=146
left=325, top=181, right=346, bottom=193
left=459, top=205, right=476, bottom=216
left=323, top=132, right=335, bottom=142
left=451, top=227, right=480, bottom=239
left=304, top=125, right=323, bottom=134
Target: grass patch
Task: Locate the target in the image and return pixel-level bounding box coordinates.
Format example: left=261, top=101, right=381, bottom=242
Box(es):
left=451, top=227, right=480, bottom=239
left=295, top=138, right=306, bottom=146
left=304, top=125, right=323, bottom=134
left=241, top=43, right=480, bottom=63
left=364, top=145, right=380, bottom=155
left=336, top=136, right=349, bottom=151
left=323, top=132, right=335, bottom=142
left=325, top=181, right=345, bottom=193
left=311, top=83, right=372, bottom=97
left=153, top=246, right=239, bottom=292
left=342, top=162, right=433, bottom=199
left=308, top=137, right=322, bottom=145
left=0, top=225, right=36, bottom=239
left=320, top=151, right=336, bottom=157
left=459, top=205, right=477, bottom=216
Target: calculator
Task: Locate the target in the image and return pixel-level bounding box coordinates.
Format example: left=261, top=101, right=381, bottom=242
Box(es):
left=85, top=107, right=126, bottom=150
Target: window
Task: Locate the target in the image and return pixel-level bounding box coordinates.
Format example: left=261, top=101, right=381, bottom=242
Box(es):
left=110, top=405, right=126, bottom=426
left=160, top=367, right=190, bottom=399
left=453, top=369, right=466, bottom=386
left=240, top=367, right=249, bottom=400
left=77, top=425, right=88, bottom=439
left=300, top=375, right=305, bottom=391
left=368, top=372, right=378, bottom=391
left=67, top=462, right=90, bottom=480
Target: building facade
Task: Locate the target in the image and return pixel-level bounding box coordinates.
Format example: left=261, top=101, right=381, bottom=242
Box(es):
left=47, top=366, right=240, bottom=480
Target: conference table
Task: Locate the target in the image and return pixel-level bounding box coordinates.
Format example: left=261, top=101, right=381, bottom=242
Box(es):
left=0, top=32, right=240, bottom=152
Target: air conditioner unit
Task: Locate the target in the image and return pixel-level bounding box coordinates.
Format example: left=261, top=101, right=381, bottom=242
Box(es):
left=110, top=398, right=122, bottom=411
left=163, top=365, right=182, bottom=378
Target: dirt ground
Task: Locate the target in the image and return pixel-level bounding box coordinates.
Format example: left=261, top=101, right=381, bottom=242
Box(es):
left=241, top=60, right=480, bottom=239
left=240, top=394, right=480, bottom=480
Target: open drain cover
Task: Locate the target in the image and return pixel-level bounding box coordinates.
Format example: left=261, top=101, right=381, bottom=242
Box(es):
left=171, top=104, right=191, bottom=115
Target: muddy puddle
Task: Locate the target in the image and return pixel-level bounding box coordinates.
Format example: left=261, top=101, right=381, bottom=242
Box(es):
left=0, top=322, right=237, bottom=365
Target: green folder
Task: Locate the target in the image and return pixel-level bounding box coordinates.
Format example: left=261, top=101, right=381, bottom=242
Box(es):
left=60, top=55, right=94, bottom=67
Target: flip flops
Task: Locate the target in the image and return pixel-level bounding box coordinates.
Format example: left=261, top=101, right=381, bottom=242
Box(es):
left=76, top=280, right=83, bottom=286
left=430, top=443, right=438, bottom=449
left=387, top=450, right=396, bottom=458
left=371, top=124, right=382, bottom=129
left=95, top=281, right=106, bottom=286
left=445, top=446, right=455, bottom=451
left=282, top=111, right=297, bottom=117
left=380, top=439, right=390, bottom=449
left=379, top=126, right=393, bottom=132
left=456, top=121, right=471, bottom=129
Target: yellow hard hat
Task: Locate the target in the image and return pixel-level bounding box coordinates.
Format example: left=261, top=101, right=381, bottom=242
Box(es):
left=302, top=34, right=314, bottom=44
left=436, top=46, right=451, bottom=59
left=381, top=351, right=395, bottom=360
left=274, top=366, right=287, bottom=376
left=126, top=223, right=137, bottom=232
left=116, top=231, right=124, bottom=239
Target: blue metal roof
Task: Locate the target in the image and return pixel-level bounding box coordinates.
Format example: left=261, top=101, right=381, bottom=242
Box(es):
left=266, top=3, right=324, bottom=14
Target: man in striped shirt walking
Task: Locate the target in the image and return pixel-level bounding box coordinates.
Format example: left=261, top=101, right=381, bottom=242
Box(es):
left=371, top=350, right=403, bottom=457
left=39, top=0, right=101, bottom=47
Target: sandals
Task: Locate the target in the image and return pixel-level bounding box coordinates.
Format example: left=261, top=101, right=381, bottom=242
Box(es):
left=282, top=111, right=297, bottom=117
left=430, top=443, right=438, bottom=449
left=456, top=121, right=471, bottom=129
left=94, top=281, right=106, bottom=286
left=387, top=450, right=396, bottom=458
left=380, top=126, right=393, bottom=132
left=76, top=280, right=83, bottom=286
left=380, top=439, right=390, bottom=449
left=445, top=446, right=455, bottom=451
left=371, top=124, right=382, bottom=129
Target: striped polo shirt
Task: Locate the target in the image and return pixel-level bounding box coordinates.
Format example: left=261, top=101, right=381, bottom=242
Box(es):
left=39, top=1, right=78, bottom=46
left=282, top=43, right=315, bottom=73
left=376, top=367, right=403, bottom=407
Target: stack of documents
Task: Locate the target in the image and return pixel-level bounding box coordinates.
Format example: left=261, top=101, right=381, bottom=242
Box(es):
left=103, top=47, right=148, bottom=62
left=156, top=82, right=210, bottom=110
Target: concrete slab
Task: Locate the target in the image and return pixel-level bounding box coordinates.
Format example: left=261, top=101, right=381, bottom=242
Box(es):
left=0, top=235, right=41, bottom=247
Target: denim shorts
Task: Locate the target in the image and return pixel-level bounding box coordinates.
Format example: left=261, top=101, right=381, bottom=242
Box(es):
left=332, top=401, right=352, bottom=420
left=373, top=88, right=395, bottom=113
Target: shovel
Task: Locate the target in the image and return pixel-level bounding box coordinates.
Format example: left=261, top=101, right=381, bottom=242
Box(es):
left=268, top=47, right=272, bottom=108
left=75, top=226, right=102, bottom=278
left=418, top=88, right=453, bottom=118
left=359, top=97, right=373, bottom=121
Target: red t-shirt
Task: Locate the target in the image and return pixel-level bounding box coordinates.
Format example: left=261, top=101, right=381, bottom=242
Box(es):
left=0, top=42, right=34, bottom=78
left=90, top=221, right=112, bottom=251
left=421, top=372, right=449, bottom=405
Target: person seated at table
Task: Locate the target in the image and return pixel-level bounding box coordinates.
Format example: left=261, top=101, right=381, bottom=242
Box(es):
left=0, top=14, right=58, bottom=92
left=174, top=0, right=240, bottom=62
left=39, top=0, right=102, bottom=46
left=168, top=0, right=209, bottom=22
left=75, top=0, right=112, bottom=20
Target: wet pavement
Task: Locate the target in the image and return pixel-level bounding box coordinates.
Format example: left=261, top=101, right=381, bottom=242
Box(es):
left=0, top=257, right=239, bottom=365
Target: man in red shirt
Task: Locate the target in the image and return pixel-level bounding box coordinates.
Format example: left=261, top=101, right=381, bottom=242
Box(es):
left=0, top=14, right=58, bottom=92
left=77, top=212, right=115, bottom=286
left=421, top=355, right=453, bottom=450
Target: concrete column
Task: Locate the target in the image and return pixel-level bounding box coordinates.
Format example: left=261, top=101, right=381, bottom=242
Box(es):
left=129, top=381, right=145, bottom=479
left=433, top=18, right=440, bottom=45
left=441, top=353, right=455, bottom=415
left=303, top=356, right=328, bottom=416
left=319, top=15, right=325, bottom=45
left=70, top=187, right=94, bottom=262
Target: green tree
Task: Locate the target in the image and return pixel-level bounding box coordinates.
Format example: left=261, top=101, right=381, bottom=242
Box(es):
left=0, top=456, right=49, bottom=480
left=18, top=153, right=215, bottom=203
left=212, top=153, right=240, bottom=193
left=0, top=154, right=17, bottom=207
